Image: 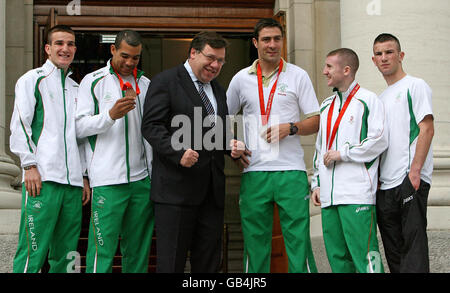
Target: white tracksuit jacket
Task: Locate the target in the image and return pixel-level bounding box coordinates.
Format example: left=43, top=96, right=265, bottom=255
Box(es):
left=75, top=61, right=152, bottom=188
left=311, top=82, right=388, bottom=208
left=10, top=59, right=84, bottom=187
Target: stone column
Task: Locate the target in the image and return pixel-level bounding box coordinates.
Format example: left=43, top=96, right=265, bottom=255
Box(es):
left=275, top=0, right=318, bottom=170
left=340, top=0, right=450, bottom=229
left=275, top=0, right=342, bottom=237
left=0, top=0, right=21, bottom=211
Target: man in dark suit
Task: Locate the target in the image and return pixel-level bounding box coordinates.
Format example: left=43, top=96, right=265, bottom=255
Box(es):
left=142, top=31, right=244, bottom=273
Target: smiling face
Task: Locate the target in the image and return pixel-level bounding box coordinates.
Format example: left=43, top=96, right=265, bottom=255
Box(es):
left=111, top=40, right=142, bottom=77
left=189, top=44, right=225, bottom=83
left=372, top=40, right=405, bottom=79
left=45, top=31, right=76, bottom=70
left=253, top=26, right=283, bottom=66
left=323, top=54, right=348, bottom=89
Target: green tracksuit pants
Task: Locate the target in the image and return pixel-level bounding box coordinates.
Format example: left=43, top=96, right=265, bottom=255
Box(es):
left=239, top=171, right=317, bottom=273
left=86, top=177, right=154, bottom=273
left=13, top=181, right=82, bottom=273
left=321, top=205, right=384, bottom=273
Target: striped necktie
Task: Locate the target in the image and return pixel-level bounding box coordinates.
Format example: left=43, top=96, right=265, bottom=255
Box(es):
left=196, top=81, right=215, bottom=127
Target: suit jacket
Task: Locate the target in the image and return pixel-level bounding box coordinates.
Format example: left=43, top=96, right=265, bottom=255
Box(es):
left=142, top=63, right=231, bottom=208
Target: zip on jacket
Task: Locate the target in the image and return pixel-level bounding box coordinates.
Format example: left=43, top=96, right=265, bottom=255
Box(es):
left=75, top=60, right=153, bottom=188
left=311, top=81, right=388, bottom=208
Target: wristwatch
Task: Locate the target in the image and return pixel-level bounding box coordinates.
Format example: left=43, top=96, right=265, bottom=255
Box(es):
left=23, top=165, right=36, bottom=170
left=289, top=122, right=298, bottom=136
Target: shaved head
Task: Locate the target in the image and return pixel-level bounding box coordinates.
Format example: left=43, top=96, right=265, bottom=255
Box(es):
left=327, top=48, right=359, bottom=77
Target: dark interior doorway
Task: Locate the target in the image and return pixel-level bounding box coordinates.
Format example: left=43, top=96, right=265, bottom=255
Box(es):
left=70, top=31, right=258, bottom=88
left=41, top=31, right=258, bottom=273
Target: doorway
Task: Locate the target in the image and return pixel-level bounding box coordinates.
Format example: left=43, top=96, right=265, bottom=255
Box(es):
left=66, top=31, right=257, bottom=272
left=33, top=0, right=278, bottom=273
left=70, top=31, right=257, bottom=88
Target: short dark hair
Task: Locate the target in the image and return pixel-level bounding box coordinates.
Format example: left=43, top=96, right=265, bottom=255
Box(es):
left=115, top=30, right=142, bottom=48
left=373, top=33, right=401, bottom=51
left=47, top=25, right=75, bottom=45
left=327, top=48, right=360, bottom=76
left=253, top=18, right=284, bottom=40
left=188, top=31, right=229, bottom=56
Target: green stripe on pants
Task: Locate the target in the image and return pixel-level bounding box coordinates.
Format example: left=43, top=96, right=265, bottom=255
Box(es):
left=86, top=176, right=154, bottom=273
left=321, top=205, right=384, bottom=273
left=239, top=170, right=317, bottom=273
left=13, top=181, right=82, bottom=273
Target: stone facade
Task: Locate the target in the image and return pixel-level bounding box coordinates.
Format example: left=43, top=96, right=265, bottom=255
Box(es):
left=0, top=0, right=448, bottom=272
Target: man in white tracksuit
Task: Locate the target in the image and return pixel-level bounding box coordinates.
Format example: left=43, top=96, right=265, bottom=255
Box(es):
left=10, top=25, right=89, bottom=273
left=75, top=30, right=154, bottom=273
left=311, top=48, right=388, bottom=273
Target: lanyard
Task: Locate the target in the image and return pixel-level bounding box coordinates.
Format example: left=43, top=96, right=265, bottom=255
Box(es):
left=112, top=66, right=140, bottom=95
left=326, top=83, right=360, bottom=151
left=257, top=59, right=283, bottom=126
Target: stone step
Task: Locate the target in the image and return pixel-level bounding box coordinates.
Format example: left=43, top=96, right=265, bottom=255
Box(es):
left=1, top=230, right=449, bottom=273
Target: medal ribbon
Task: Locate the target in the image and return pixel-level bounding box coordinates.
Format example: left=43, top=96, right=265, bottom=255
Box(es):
left=326, top=83, right=360, bottom=151
left=257, top=59, right=283, bottom=125
left=112, top=66, right=140, bottom=95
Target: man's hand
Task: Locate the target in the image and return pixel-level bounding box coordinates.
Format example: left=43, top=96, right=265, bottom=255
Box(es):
left=261, top=123, right=290, bottom=143
left=230, top=139, right=246, bottom=159
left=230, top=139, right=252, bottom=170
left=323, top=150, right=341, bottom=167
left=109, top=97, right=136, bottom=120
left=408, top=170, right=420, bottom=191
left=82, top=177, right=91, bottom=206
left=24, top=167, right=42, bottom=197
left=180, top=149, right=199, bottom=168
left=311, top=188, right=321, bottom=206
left=232, top=148, right=252, bottom=170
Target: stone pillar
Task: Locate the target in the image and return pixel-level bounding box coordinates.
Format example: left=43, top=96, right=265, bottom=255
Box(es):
left=313, top=0, right=341, bottom=104
left=340, top=0, right=450, bottom=229
left=0, top=0, right=21, bottom=211
left=275, top=0, right=342, bottom=237
left=280, top=0, right=316, bottom=87
left=275, top=0, right=318, bottom=170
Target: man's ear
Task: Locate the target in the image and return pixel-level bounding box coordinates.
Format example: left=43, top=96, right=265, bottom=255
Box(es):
left=399, top=51, right=405, bottom=62
left=344, top=65, right=352, bottom=76
left=189, top=47, right=197, bottom=60
left=110, top=44, right=116, bottom=56
left=44, top=44, right=50, bottom=57
left=252, top=38, right=258, bottom=49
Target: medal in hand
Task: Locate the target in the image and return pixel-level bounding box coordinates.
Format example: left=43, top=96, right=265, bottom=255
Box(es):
left=123, top=82, right=137, bottom=99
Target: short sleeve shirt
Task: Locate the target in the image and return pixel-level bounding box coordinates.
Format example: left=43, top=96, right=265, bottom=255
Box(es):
left=226, top=59, right=319, bottom=172
left=378, top=75, right=433, bottom=189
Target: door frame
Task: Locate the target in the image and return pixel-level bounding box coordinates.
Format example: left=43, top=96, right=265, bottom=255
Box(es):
left=33, top=0, right=275, bottom=67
